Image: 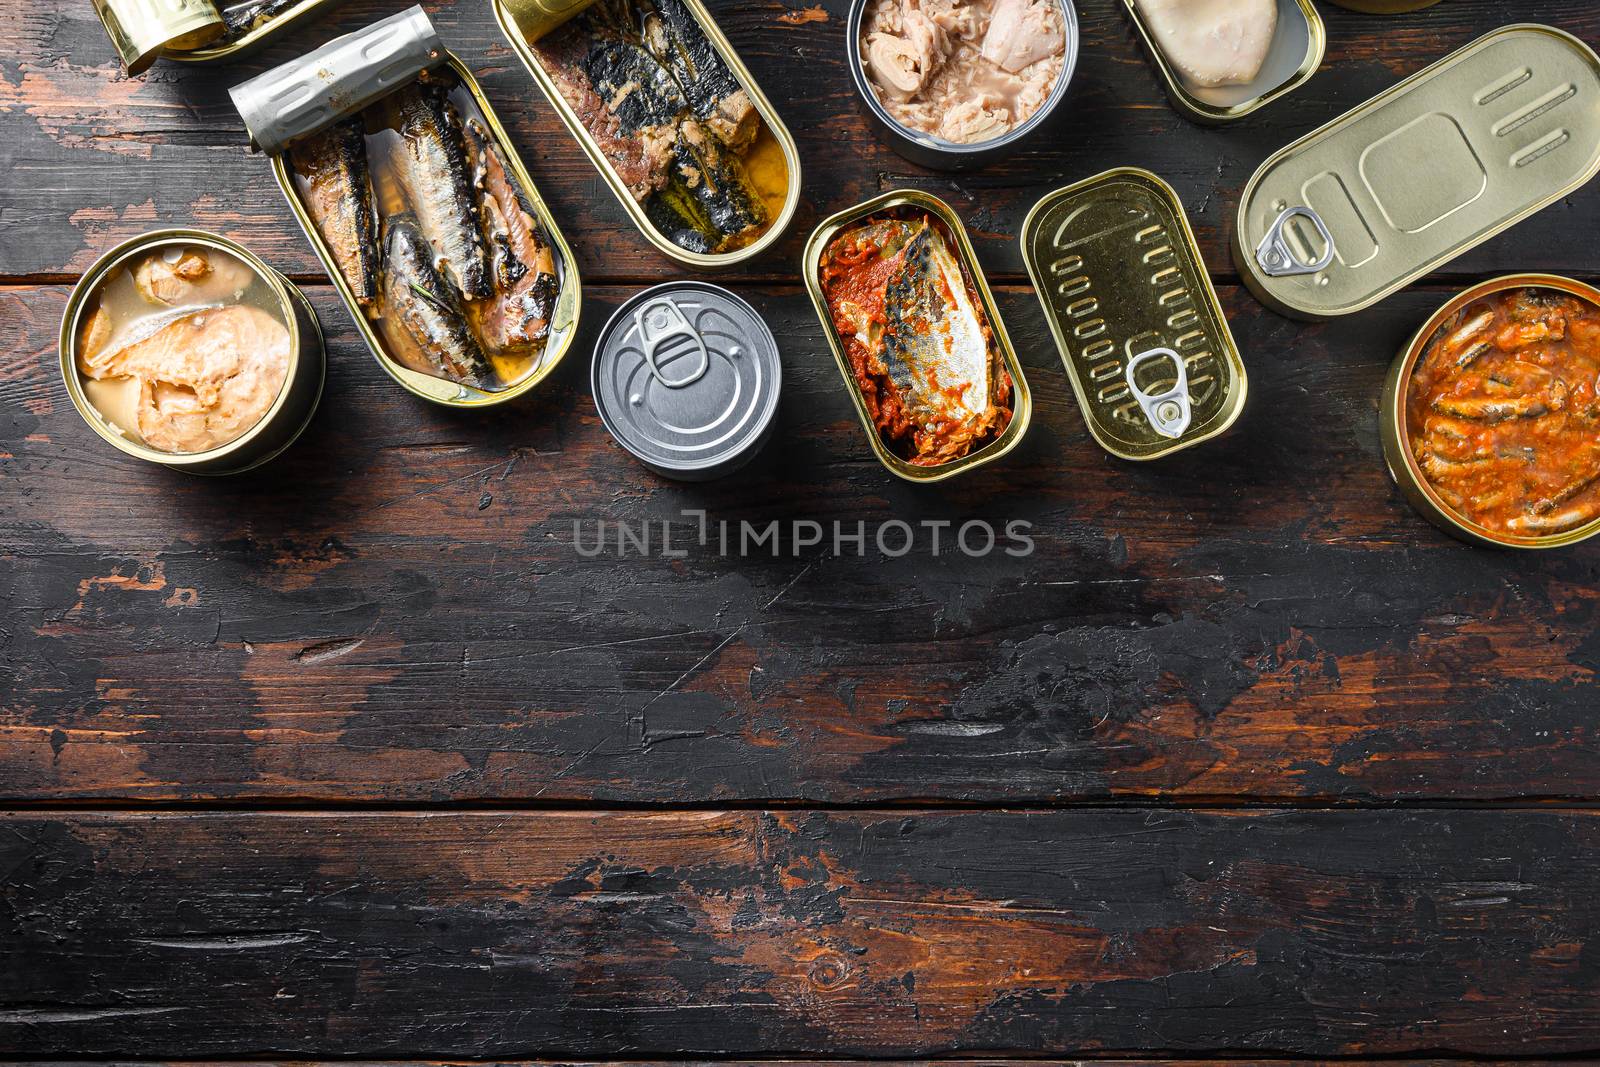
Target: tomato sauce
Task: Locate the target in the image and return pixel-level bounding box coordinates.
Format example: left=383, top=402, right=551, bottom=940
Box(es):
left=1407, top=287, right=1600, bottom=537
left=818, top=212, right=1012, bottom=466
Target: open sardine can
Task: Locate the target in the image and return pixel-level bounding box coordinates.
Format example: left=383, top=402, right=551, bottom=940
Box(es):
left=59, top=229, right=326, bottom=474
left=1382, top=273, right=1600, bottom=550
left=92, top=0, right=341, bottom=73
left=491, top=0, right=801, bottom=270
left=229, top=7, right=581, bottom=409
left=1236, top=24, right=1600, bottom=320
left=1021, top=168, right=1246, bottom=461
left=802, top=189, right=1032, bottom=484
left=1122, top=0, right=1324, bottom=124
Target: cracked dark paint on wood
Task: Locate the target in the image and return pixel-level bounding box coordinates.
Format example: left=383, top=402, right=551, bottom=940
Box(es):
left=2, top=282, right=1598, bottom=803
left=3, top=1, right=1600, bottom=281
left=4, top=811, right=1600, bottom=1056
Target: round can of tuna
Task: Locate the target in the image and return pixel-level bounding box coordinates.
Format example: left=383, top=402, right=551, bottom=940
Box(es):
left=592, top=282, right=782, bottom=481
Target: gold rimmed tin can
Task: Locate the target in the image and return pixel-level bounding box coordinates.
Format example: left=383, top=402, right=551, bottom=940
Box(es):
left=1381, top=273, right=1600, bottom=550
left=1021, top=168, right=1246, bottom=461
left=492, top=0, right=801, bottom=270
left=1326, top=0, right=1441, bottom=12
left=59, top=229, right=326, bottom=475
left=801, top=189, right=1032, bottom=484
left=92, top=0, right=341, bottom=73
left=1122, top=0, right=1325, bottom=124
left=232, top=9, right=582, bottom=408
left=1237, top=24, right=1600, bottom=320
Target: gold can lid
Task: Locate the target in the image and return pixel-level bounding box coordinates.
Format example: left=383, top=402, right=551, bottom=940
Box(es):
left=93, top=0, right=224, bottom=74
left=498, top=0, right=597, bottom=43
left=1237, top=24, right=1600, bottom=319
left=1021, top=168, right=1247, bottom=461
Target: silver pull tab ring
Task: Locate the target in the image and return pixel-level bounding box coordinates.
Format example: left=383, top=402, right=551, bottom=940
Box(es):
left=635, top=297, right=709, bottom=389
left=1255, top=206, right=1336, bottom=278
left=1126, top=347, right=1192, bottom=441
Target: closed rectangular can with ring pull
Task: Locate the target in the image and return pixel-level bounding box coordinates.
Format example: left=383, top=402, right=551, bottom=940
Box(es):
left=1020, top=167, right=1247, bottom=461
left=1235, top=24, right=1600, bottom=320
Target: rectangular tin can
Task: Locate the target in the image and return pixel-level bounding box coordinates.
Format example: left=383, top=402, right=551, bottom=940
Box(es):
left=1381, top=273, right=1600, bottom=550
left=1122, top=0, right=1325, bottom=124
left=492, top=0, right=801, bottom=270
left=59, top=229, right=326, bottom=475
left=801, top=189, right=1032, bottom=483
left=1021, top=167, right=1246, bottom=461
left=1236, top=24, right=1600, bottom=320
left=93, top=0, right=342, bottom=73
left=232, top=9, right=582, bottom=408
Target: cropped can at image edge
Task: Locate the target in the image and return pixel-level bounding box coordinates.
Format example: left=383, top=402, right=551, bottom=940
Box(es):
left=59, top=229, right=326, bottom=475
left=1381, top=274, right=1600, bottom=550
left=846, top=0, right=1080, bottom=169
left=802, top=189, right=1032, bottom=483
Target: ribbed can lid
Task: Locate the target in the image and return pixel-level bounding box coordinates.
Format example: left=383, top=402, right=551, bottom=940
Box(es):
left=592, top=282, right=782, bottom=480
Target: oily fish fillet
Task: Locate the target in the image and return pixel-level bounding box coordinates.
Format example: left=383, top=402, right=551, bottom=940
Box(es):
left=1133, top=0, right=1278, bottom=89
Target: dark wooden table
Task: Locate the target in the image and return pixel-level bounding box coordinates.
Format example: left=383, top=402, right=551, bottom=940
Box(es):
left=5, top=0, right=1600, bottom=1060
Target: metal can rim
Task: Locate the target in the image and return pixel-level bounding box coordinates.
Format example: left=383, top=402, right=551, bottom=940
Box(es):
left=1382, top=272, right=1600, bottom=550
left=844, top=0, right=1080, bottom=157
left=167, top=0, right=339, bottom=63
left=590, top=281, right=783, bottom=477
left=801, top=188, right=1033, bottom=483
left=58, top=227, right=317, bottom=470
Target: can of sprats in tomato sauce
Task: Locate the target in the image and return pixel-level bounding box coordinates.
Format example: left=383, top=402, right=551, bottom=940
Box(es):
left=592, top=282, right=782, bottom=480
left=229, top=6, right=582, bottom=410
left=801, top=189, right=1032, bottom=484
left=59, top=229, right=325, bottom=475
left=1121, top=0, right=1325, bottom=125
left=1235, top=24, right=1600, bottom=320
left=1382, top=273, right=1600, bottom=550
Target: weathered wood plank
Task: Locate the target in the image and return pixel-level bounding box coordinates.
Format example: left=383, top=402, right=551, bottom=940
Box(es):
left=3, top=0, right=1599, bottom=281
left=4, top=282, right=1597, bottom=803
left=5, top=810, right=1600, bottom=1056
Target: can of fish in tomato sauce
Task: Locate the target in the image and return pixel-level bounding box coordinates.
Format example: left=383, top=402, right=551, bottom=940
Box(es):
left=592, top=282, right=782, bottom=480
left=802, top=189, right=1032, bottom=483
left=1121, top=0, right=1325, bottom=125
left=1382, top=274, right=1600, bottom=550
left=229, top=6, right=582, bottom=410
left=59, top=229, right=326, bottom=475
left=846, top=0, right=1080, bottom=169
left=1235, top=24, right=1600, bottom=320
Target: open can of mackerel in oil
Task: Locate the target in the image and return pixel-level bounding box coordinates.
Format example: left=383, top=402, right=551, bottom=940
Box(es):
left=230, top=7, right=581, bottom=409
left=92, top=0, right=343, bottom=73
left=1236, top=24, right=1600, bottom=320
left=1021, top=167, right=1246, bottom=460
left=802, top=189, right=1031, bottom=483
left=59, top=229, right=325, bottom=475
left=491, top=0, right=800, bottom=269
left=1121, top=0, right=1324, bottom=125
left=1383, top=274, right=1600, bottom=550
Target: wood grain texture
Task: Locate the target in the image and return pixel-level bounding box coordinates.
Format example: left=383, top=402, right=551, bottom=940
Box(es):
left=5, top=810, right=1600, bottom=1057
left=3, top=0, right=1600, bottom=282
left=5, top=282, right=1598, bottom=803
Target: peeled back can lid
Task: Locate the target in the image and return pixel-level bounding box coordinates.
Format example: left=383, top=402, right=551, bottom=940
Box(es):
left=592, top=282, right=782, bottom=480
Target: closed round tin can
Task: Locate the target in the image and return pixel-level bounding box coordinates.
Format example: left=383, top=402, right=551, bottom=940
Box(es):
left=592, top=282, right=782, bottom=480
left=59, top=229, right=325, bottom=476
left=846, top=0, right=1079, bottom=169
left=1381, top=274, right=1600, bottom=550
